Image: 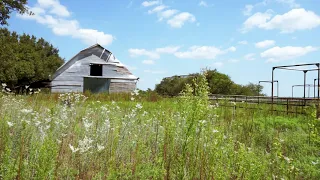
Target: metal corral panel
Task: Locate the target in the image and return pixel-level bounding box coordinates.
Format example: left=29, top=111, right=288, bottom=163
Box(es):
left=83, top=77, right=111, bottom=93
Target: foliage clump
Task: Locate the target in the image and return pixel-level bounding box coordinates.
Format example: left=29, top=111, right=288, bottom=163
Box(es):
left=155, top=68, right=263, bottom=97
left=0, top=28, right=64, bottom=90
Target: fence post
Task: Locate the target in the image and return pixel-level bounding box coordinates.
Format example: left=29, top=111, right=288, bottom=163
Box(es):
left=286, top=98, right=289, bottom=115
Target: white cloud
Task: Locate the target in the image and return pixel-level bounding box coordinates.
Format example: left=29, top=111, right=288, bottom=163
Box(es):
left=242, top=8, right=320, bottom=33
left=167, top=12, right=196, bottom=28
left=241, top=9, right=273, bottom=33
left=142, top=60, right=155, bottom=64
left=244, top=53, right=256, bottom=61
left=143, top=1, right=196, bottom=28
left=261, top=8, right=320, bottom=33
left=18, top=3, right=113, bottom=46
left=238, top=40, right=248, bottom=45
left=38, top=0, right=70, bottom=17
left=128, top=49, right=160, bottom=59
left=148, top=5, right=168, bottom=14
left=276, top=0, right=300, bottom=8
left=158, top=9, right=179, bottom=20
left=261, top=46, right=318, bottom=62
left=212, top=62, right=223, bottom=68
left=199, top=1, right=208, bottom=7
left=255, top=40, right=276, bottom=48
left=243, top=4, right=254, bottom=16
left=228, top=59, right=240, bottom=63
left=144, top=70, right=167, bottom=74
left=129, top=46, right=180, bottom=59
left=155, top=46, right=180, bottom=54
left=142, top=1, right=160, bottom=7
left=174, top=46, right=236, bottom=59
left=227, top=46, right=237, bottom=52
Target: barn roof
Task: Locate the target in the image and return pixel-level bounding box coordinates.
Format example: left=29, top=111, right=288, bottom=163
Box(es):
left=52, top=44, right=138, bottom=80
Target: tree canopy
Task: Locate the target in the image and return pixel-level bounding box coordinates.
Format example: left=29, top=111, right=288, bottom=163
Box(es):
left=0, top=0, right=30, bottom=25
left=155, top=69, right=264, bottom=96
left=0, top=28, right=64, bottom=89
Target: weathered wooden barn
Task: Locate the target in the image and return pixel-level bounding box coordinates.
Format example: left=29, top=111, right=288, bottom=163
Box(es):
left=51, top=44, right=138, bottom=93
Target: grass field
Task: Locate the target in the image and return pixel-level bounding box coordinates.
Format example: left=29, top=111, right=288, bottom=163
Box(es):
left=0, top=75, right=319, bottom=179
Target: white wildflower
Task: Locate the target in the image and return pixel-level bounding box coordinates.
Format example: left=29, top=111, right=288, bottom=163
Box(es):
left=131, top=97, right=135, bottom=101
left=311, top=160, right=318, bottom=165
left=35, top=121, right=41, bottom=127
left=78, top=136, right=93, bottom=153
left=21, top=109, right=32, bottom=114
left=112, top=100, right=115, bottom=104
left=200, top=120, right=207, bottom=124
left=283, top=156, right=291, bottom=163
left=97, top=144, right=105, bottom=151
left=136, top=103, right=142, bottom=109
left=213, top=129, right=219, bottom=133
left=7, top=121, right=14, bottom=127
left=83, top=119, right=93, bottom=130
left=2, top=83, right=7, bottom=87
left=134, top=89, right=139, bottom=96
left=25, top=85, right=29, bottom=89
left=69, top=144, right=79, bottom=153
left=5, top=87, right=11, bottom=92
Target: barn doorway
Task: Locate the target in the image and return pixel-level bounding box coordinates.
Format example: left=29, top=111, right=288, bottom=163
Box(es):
left=90, top=64, right=103, bottom=76
left=83, top=77, right=110, bottom=93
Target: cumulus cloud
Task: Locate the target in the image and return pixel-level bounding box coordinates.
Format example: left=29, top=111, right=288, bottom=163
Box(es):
left=276, top=0, right=300, bottom=8
left=242, top=8, right=320, bottom=33
left=244, top=53, right=256, bottom=61
left=167, top=12, right=196, bottom=28
left=174, top=46, right=236, bottom=59
left=241, top=9, right=273, bottom=33
left=148, top=5, right=168, bottom=14
left=158, top=9, right=179, bottom=21
left=128, top=49, right=160, bottom=59
left=142, top=1, right=160, bottom=7
left=18, top=0, right=113, bottom=46
left=255, top=40, right=276, bottom=48
left=129, top=46, right=180, bottom=59
left=143, top=2, right=196, bottom=28
left=261, top=46, right=318, bottom=62
left=38, top=0, right=70, bottom=17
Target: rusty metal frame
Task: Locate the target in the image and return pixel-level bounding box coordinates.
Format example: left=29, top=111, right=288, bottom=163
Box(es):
left=259, top=80, right=279, bottom=97
left=272, top=63, right=320, bottom=108
left=292, top=84, right=314, bottom=98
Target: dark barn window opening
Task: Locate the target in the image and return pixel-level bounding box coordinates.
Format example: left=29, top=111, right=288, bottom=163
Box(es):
left=90, top=64, right=103, bottom=76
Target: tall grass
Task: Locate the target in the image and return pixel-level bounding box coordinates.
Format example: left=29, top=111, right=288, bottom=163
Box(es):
left=0, top=74, right=319, bottom=179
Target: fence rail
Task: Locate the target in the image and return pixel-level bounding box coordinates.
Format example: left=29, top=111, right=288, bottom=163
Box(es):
left=209, top=94, right=319, bottom=116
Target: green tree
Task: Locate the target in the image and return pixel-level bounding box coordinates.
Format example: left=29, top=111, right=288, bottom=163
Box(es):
left=0, top=28, right=64, bottom=89
left=155, top=69, right=264, bottom=96
left=0, top=0, right=31, bottom=25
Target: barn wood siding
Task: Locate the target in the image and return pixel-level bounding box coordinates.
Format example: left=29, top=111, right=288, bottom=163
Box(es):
left=109, top=82, right=136, bottom=93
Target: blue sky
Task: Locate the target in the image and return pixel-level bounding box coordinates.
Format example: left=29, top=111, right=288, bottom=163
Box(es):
left=7, top=0, right=320, bottom=97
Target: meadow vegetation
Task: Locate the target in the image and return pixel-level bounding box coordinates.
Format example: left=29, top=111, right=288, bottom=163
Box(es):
left=0, top=73, right=319, bottom=179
